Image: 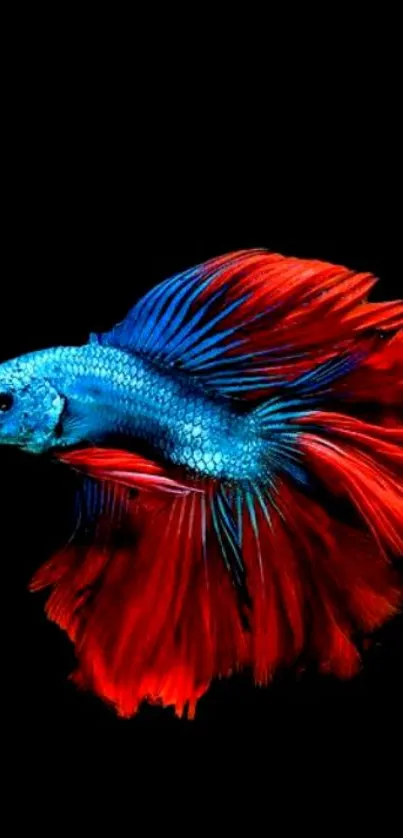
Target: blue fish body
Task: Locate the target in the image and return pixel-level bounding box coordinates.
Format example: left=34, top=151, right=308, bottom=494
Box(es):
left=0, top=344, right=266, bottom=480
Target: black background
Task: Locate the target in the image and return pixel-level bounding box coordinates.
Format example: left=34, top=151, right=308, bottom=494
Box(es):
left=2, top=32, right=402, bottom=776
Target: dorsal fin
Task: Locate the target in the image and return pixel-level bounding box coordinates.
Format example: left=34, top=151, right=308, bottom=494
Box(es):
left=95, top=250, right=402, bottom=402
left=97, top=250, right=279, bottom=399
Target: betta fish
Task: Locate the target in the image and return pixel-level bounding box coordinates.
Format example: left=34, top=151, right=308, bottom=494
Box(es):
left=1, top=250, right=402, bottom=718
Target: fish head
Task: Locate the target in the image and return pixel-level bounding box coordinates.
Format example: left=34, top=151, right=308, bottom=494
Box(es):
left=0, top=353, right=66, bottom=454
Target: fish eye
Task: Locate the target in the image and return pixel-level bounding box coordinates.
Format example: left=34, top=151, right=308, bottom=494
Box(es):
left=0, top=393, right=13, bottom=412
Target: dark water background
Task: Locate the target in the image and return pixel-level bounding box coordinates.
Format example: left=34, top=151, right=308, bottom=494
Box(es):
left=2, top=50, right=401, bottom=781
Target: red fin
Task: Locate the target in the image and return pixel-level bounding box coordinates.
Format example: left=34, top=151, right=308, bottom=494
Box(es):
left=299, top=416, right=403, bottom=556
left=334, top=331, right=403, bottom=408
left=244, top=481, right=401, bottom=682
left=31, top=489, right=249, bottom=719
left=31, top=448, right=402, bottom=717
left=59, top=447, right=194, bottom=495
left=194, top=252, right=403, bottom=389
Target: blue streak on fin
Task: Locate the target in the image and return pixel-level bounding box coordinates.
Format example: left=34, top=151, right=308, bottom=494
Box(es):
left=235, top=488, right=243, bottom=545
left=245, top=490, right=265, bottom=584
left=252, top=350, right=365, bottom=435
left=74, top=476, right=129, bottom=539
left=210, top=487, right=250, bottom=610
left=286, top=350, right=365, bottom=395
left=200, top=492, right=209, bottom=590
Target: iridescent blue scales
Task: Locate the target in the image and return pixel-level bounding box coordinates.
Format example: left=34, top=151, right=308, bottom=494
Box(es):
left=0, top=344, right=267, bottom=479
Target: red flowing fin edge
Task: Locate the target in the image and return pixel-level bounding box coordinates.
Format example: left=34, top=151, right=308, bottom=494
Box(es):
left=334, top=330, right=403, bottom=408
left=240, top=480, right=402, bottom=683
left=194, top=252, right=403, bottom=384
left=30, top=485, right=250, bottom=719
left=29, top=461, right=403, bottom=717
left=298, top=416, right=403, bottom=557
left=58, top=447, right=197, bottom=495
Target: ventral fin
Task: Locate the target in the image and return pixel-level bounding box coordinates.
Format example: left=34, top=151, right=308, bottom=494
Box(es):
left=58, top=447, right=196, bottom=496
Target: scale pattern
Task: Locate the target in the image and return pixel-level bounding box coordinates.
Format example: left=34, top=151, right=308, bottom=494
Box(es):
left=7, top=345, right=268, bottom=480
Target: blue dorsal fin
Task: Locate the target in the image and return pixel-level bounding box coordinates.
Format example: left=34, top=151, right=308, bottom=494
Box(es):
left=98, top=252, right=252, bottom=354
left=95, top=250, right=290, bottom=399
